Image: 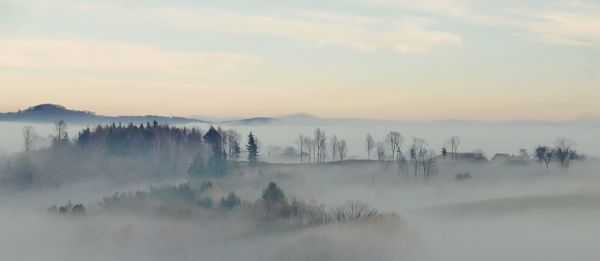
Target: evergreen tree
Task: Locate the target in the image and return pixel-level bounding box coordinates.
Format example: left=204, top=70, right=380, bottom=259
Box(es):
left=219, top=192, right=241, bottom=209
left=246, top=132, right=259, bottom=167
left=204, top=126, right=227, bottom=176
left=261, top=182, right=286, bottom=206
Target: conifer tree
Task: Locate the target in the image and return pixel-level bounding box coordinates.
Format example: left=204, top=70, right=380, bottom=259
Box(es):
left=246, top=132, right=259, bottom=167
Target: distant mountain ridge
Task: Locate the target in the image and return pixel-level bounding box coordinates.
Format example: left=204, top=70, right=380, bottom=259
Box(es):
left=2, top=104, right=597, bottom=126
left=0, top=104, right=207, bottom=124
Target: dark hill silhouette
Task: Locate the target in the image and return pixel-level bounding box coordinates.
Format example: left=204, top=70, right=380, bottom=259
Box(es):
left=0, top=104, right=207, bottom=124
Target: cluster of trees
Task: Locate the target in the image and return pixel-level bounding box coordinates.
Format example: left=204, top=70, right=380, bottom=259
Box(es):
left=365, top=132, right=440, bottom=180
left=259, top=182, right=382, bottom=227
left=11, top=121, right=262, bottom=187
left=534, top=138, right=583, bottom=169
left=48, top=201, right=86, bottom=216
left=295, top=128, right=348, bottom=164
left=100, top=182, right=241, bottom=213
left=95, top=180, right=383, bottom=228
left=291, top=129, right=468, bottom=180
left=188, top=127, right=259, bottom=177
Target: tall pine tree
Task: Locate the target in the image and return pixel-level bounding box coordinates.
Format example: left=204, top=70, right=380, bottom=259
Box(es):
left=246, top=132, right=259, bottom=167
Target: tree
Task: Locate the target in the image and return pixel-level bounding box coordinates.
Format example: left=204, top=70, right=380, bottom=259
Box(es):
left=395, top=146, right=408, bottom=175
left=247, top=132, right=259, bottom=167
left=53, top=120, right=69, bottom=145
left=365, top=134, right=375, bottom=160
left=329, top=135, right=339, bottom=161
left=220, top=192, right=241, bottom=209
left=332, top=200, right=378, bottom=223
left=376, top=141, right=386, bottom=162
left=313, top=128, right=327, bottom=163
left=554, top=137, right=576, bottom=169
left=204, top=126, right=226, bottom=176
left=204, top=126, right=223, bottom=153
left=409, top=138, right=427, bottom=178
left=447, top=136, right=461, bottom=161
left=385, top=131, right=403, bottom=160
left=534, top=145, right=553, bottom=169
left=338, top=139, right=347, bottom=162
left=262, top=182, right=286, bottom=206
left=303, top=136, right=314, bottom=164
left=22, top=126, right=38, bottom=152
left=225, top=130, right=242, bottom=160
left=296, top=135, right=305, bottom=164
left=421, top=150, right=438, bottom=180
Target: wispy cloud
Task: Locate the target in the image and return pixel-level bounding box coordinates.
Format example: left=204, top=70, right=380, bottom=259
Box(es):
left=7, top=1, right=463, bottom=54
left=366, top=0, right=600, bottom=48
left=0, top=38, right=261, bottom=76
left=155, top=9, right=463, bottom=54
left=522, top=5, right=600, bottom=47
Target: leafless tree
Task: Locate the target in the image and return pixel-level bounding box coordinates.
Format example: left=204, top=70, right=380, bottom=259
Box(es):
left=329, top=135, right=338, bottom=161
left=396, top=148, right=408, bottom=176
left=554, top=137, right=576, bottom=169
left=53, top=120, right=69, bottom=145
left=313, top=128, right=327, bottom=163
left=296, top=135, right=306, bottom=164
left=385, top=131, right=403, bottom=160
left=303, top=136, right=314, bottom=164
left=331, top=200, right=378, bottom=223
left=22, top=126, right=38, bottom=152
left=225, top=129, right=242, bottom=160
left=365, top=134, right=375, bottom=160
left=534, top=145, right=553, bottom=169
left=338, top=139, right=347, bottom=162
left=409, top=138, right=427, bottom=178
left=447, top=136, right=461, bottom=161
left=421, top=149, right=438, bottom=180
left=376, top=141, right=386, bottom=162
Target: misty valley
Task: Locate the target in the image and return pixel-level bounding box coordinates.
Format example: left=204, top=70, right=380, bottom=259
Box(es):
left=3, top=0, right=599, bottom=258
left=1, top=114, right=599, bottom=261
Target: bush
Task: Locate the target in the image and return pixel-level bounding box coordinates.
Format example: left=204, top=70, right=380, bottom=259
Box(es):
left=220, top=192, right=241, bottom=209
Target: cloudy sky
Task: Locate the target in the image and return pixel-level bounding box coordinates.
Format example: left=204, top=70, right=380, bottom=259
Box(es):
left=1, top=0, right=599, bottom=120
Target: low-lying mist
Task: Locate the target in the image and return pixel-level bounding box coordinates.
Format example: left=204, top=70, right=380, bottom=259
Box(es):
left=2, top=160, right=600, bottom=261
left=1, top=120, right=599, bottom=261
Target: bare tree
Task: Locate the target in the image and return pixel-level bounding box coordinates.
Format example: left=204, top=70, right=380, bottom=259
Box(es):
left=365, top=134, right=375, bottom=160
left=396, top=147, right=408, bottom=176
left=554, top=137, right=576, bottom=169
left=376, top=141, right=386, bottom=162
left=331, top=200, right=378, bottom=223
left=409, top=138, right=427, bottom=178
left=225, top=129, right=242, bottom=160
left=296, top=135, right=306, bottom=164
left=53, top=120, right=69, bottom=145
left=385, top=131, right=403, bottom=160
left=338, top=139, right=347, bottom=162
left=23, top=126, right=38, bottom=152
left=303, top=136, right=314, bottom=164
left=447, top=136, right=461, bottom=161
left=421, top=149, right=438, bottom=180
left=329, top=135, right=338, bottom=162
left=534, top=145, right=553, bottom=169
left=313, top=128, right=327, bottom=163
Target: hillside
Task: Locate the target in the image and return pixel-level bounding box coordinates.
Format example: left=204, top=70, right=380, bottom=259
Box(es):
left=0, top=104, right=207, bottom=124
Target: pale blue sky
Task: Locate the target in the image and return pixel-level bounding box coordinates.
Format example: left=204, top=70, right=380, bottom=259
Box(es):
left=1, top=0, right=599, bottom=120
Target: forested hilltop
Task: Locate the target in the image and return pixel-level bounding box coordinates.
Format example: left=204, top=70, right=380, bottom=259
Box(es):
left=0, top=104, right=204, bottom=124
left=2, top=120, right=252, bottom=189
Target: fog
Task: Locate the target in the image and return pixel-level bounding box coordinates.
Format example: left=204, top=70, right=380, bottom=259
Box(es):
left=1, top=120, right=599, bottom=158
left=1, top=120, right=599, bottom=260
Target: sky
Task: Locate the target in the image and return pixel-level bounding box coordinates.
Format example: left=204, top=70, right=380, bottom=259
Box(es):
left=0, top=0, right=599, bottom=121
